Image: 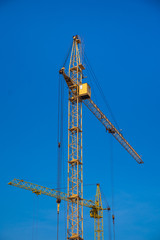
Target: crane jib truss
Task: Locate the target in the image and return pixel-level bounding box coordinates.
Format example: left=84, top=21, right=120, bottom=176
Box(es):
left=59, top=69, right=143, bottom=164
left=8, top=179, right=109, bottom=240
left=82, top=99, right=143, bottom=164
left=8, top=178, right=98, bottom=209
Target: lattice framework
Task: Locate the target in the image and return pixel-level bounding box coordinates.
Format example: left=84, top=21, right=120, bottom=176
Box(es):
left=67, top=35, right=83, bottom=240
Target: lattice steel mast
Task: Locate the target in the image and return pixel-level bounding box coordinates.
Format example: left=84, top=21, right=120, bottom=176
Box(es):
left=67, top=35, right=83, bottom=240
left=90, top=184, right=104, bottom=240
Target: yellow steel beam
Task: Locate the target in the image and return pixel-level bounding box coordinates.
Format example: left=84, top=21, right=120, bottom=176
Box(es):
left=59, top=69, right=143, bottom=164
left=83, top=98, right=143, bottom=164
left=8, top=179, right=110, bottom=210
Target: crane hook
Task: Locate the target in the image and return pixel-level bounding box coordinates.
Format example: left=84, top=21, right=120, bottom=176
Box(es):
left=56, top=198, right=61, bottom=214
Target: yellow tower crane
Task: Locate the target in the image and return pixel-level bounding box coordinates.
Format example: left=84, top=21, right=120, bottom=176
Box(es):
left=8, top=179, right=109, bottom=240
left=9, top=35, right=143, bottom=240
left=59, top=35, right=143, bottom=240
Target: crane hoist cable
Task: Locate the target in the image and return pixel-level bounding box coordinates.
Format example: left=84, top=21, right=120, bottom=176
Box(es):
left=56, top=73, right=64, bottom=240
left=32, top=194, right=39, bottom=240
left=85, top=64, right=98, bottom=106
left=56, top=198, right=61, bottom=240
left=57, top=74, right=64, bottom=190
left=62, top=42, right=72, bottom=67
left=58, top=40, right=72, bottom=239
left=32, top=195, right=36, bottom=240
left=109, top=135, right=115, bottom=240
left=112, top=215, right=115, bottom=240
left=57, top=38, right=71, bottom=195
left=108, top=210, right=112, bottom=240
left=84, top=52, right=120, bottom=131
left=101, top=188, right=112, bottom=240
left=36, top=196, right=39, bottom=240
left=57, top=75, right=61, bottom=192
left=84, top=53, right=118, bottom=239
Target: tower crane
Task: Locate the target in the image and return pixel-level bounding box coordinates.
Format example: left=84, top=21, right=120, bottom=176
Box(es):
left=9, top=35, right=143, bottom=240
left=59, top=35, right=143, bottom=240
left=8, top=179, right=109, bottom=240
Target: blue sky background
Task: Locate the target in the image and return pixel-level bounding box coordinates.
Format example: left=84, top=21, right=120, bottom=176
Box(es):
left=0, top=0, right=160, bottom=240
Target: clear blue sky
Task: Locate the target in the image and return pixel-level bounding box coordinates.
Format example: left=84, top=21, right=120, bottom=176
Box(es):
left=0, top=0, right=160, bottom=240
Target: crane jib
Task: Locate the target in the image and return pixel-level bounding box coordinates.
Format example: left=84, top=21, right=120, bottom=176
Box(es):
left=59, top=68, right=143, bottom=164
left=8, top=178, right=104, bottom=209
left=82, top=99, right=143, bottom=164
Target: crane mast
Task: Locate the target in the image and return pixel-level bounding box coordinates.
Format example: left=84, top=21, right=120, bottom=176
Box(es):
left=90, top=184, right=104, bottom=240
left=67, top=35, right=83, bottom=240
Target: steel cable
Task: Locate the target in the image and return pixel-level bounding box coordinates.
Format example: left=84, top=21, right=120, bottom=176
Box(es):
left=63, top=42, right=72, bottom=68
left=109, top=135, right=115, bottom=240
left=84, top=53, right=120, bottom=131
left=56, top=73, right=64, bottom=240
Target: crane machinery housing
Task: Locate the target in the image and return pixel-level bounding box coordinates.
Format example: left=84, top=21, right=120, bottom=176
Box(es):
left=9, top=35, right=143, bottom=240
